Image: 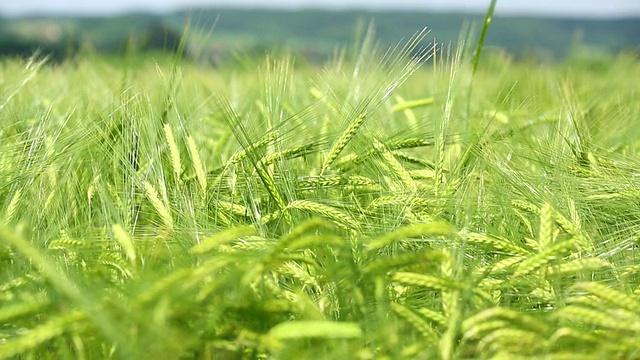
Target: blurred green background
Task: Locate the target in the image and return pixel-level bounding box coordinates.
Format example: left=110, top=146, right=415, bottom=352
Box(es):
left=1, top=8, right=638, bottom=63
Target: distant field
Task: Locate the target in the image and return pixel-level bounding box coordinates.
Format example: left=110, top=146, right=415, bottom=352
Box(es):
left=1, top=9, right=639, bottom=62
left=1, top=25, right=640, bottom=359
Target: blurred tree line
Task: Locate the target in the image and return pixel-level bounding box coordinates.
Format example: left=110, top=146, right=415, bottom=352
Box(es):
left=0, top=9, right=638, bottom=63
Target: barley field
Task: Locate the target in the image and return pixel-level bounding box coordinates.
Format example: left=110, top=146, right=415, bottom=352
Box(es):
left=1, top=23, right=640, bottom=359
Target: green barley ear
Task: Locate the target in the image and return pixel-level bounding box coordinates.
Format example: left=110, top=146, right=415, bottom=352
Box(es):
left=538, top=202, right=554, bottom=249
left=571, top=282, right=640, bottom=314
left=367, top=222, right=453, bottom=251
left=286, top=200, right=359, bottom=233
left=362, top=251, right=445, bottom=276
left=462, top=232, right=531, bottom=256
left=461, top=307, right=549, bottom=337
left=259, top=141, right=323, bottom=167
left=190, top=225, right=257, bottom=254
left=0, top=223, right=125, bottom=351
left=392, top=272, right=458, bottom=292
left=0, top=299, right=48, bottom=325
left=134, top=258, right=232, bottom=306
left=392, top=272, right=493, bottom=304
left=47, top=238, right=87, bottom=250
left=215, top=95, right=291, bottom=223
left=476, top=328, right=545, bottom=357
left=111, top=224, right=136, bottom=266
left=373, top=137, right=417, bottom=192
left=417, top=307, right=448, bottom=328
left=321, top=27, right=431, bottom=174
left=143, top=181, right=174, bottom=231
left=4, top=187, right=22, bottom=223
left=392, top=97, right=435, bottom=113
left=0, top=311, right=87, bottom=359
left=321, top=112, right=368, bottom=173
left=186, top=135, right=207, bottom=193
left=511, top=239, right=577, bottom=280
left=87, top=174, right=101, bottom=205
left=275, top=217, right=335, bottom=248
left=547, top=257, right=611, bottom=277
left=98, top=251, right=134, bottom=279
left=554, top=306, right=640, bottom=332
left=296, top=175, right=381, bottom=191
left=264, top=320, right=362, bottom=350
left=391, top=302, right=440, bottom=342
left=163, top=123, right=182, bottom=182
left=0, top=54, right=47, bottom=113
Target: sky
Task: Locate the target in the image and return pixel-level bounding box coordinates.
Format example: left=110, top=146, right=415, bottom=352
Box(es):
left=1, top=0, right=640, bottom=18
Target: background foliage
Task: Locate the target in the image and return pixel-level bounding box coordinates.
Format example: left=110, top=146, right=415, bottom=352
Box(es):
left=1, top=15, right=640, bottom=360
left=0, top=9, right=639, bottom=62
